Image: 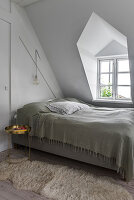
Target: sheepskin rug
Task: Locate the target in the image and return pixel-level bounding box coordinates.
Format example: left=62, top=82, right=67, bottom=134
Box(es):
left=0, top=159, right=133, bottom=200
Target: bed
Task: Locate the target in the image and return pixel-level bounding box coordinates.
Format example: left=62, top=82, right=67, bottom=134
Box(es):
left=12, top=98, right=134, bottom=181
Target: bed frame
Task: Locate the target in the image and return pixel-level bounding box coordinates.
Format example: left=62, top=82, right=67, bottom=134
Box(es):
left=12, top=134, right=118, bottom=173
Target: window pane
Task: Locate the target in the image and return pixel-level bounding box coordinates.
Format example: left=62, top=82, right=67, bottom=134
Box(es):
left=100, top=86, right=112, bottom=98
left=117, top=86, right=131, bottom=99
left=118, top=59, right=130, bottom=72
left=100, top=74, right=112, bottom=85
left=118, top=73, right=130, bottom=85
left=100, top=60, right=113, bottom=73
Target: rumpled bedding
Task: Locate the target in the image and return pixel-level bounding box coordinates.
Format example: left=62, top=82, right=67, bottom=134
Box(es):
left=17, top=99, right=134, bottom=181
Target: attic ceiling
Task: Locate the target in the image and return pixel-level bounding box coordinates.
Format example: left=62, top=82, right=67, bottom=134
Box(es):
left=77, top=13, right=127, bottom=57
left=96, top=40, right=128, bottom=57
left=26, top=0, right=134, bottom=102
left=12, top=0, right=41, bottom=6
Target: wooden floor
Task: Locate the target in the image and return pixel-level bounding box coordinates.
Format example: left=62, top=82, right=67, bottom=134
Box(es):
left=0, top=148, right=134, bottom=200
left=0, top=181, right=49, bottom=200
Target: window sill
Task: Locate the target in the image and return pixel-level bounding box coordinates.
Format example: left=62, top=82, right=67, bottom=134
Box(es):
left=93, top=99, right=133, bottom=104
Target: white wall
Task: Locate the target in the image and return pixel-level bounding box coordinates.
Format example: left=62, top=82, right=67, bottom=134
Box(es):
left=12, top=0, right=40, bottom=7
left=26, top=0, right=134, bottom=104
left=96, top=40, right=128, bottom=57
left=0, top=0, right=11, bottom=12
left=78, top=48, right=97, bottom=99
left=0, top=2, right=11, bottom=151
left=11, top=3, right=62, bottom=114
left=77, top=13, right=127, bottom=57
left=0, top=0, right=62, bottom=152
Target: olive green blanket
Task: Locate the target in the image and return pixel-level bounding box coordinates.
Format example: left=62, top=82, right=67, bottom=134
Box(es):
left=17, top=102, right=134, bottom=181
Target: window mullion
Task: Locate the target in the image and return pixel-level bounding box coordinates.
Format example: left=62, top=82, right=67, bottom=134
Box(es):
left=115, top=58, right=117, bottom=100
left=112, top=59, right=116, bottom=100
left=97, top=60, right=100, bottom=99
left=109, top=61, right=110, bottom=83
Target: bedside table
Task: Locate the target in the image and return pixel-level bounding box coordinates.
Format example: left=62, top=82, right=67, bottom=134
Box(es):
left=5, top=125, right=31, bottom=160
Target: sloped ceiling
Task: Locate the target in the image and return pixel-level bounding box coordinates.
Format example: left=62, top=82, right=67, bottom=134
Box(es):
left=12, top=0, right=41, bottom=6
left=77, top=12, right=127, bottom=57
left=26, top=0, right=134, bottom=102
left=96, top=40, right=128, bottom=57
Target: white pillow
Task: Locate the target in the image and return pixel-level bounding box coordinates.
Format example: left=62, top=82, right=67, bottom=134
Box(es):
left=47, top=101, right=89, bottom=115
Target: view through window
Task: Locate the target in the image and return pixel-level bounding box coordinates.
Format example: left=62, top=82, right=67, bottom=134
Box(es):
left=97, top=58, right=131, bottom=100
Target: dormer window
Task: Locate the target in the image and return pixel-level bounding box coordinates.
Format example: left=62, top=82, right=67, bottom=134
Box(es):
left=77, top=12, right=132, bottom=102
left=97, top=58, right=131, bottom=100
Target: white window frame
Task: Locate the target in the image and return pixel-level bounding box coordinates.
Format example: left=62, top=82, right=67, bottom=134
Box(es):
left=97, top=57, right=131, bottom=101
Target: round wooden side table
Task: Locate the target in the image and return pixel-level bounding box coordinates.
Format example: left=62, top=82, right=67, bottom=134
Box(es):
left=5, top=125, right=31, bottom=160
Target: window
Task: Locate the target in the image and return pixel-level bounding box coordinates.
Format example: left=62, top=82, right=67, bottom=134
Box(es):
left=97, top=58, right=131, bottom=100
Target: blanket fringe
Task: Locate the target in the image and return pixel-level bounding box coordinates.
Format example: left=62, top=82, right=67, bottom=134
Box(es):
left=44, top=138, right=125, bottom=179
left=17, top=135, right=125, bottom=179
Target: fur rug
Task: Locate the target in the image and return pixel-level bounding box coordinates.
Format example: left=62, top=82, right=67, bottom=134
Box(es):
left=0, top=159, right=133, bottom=200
